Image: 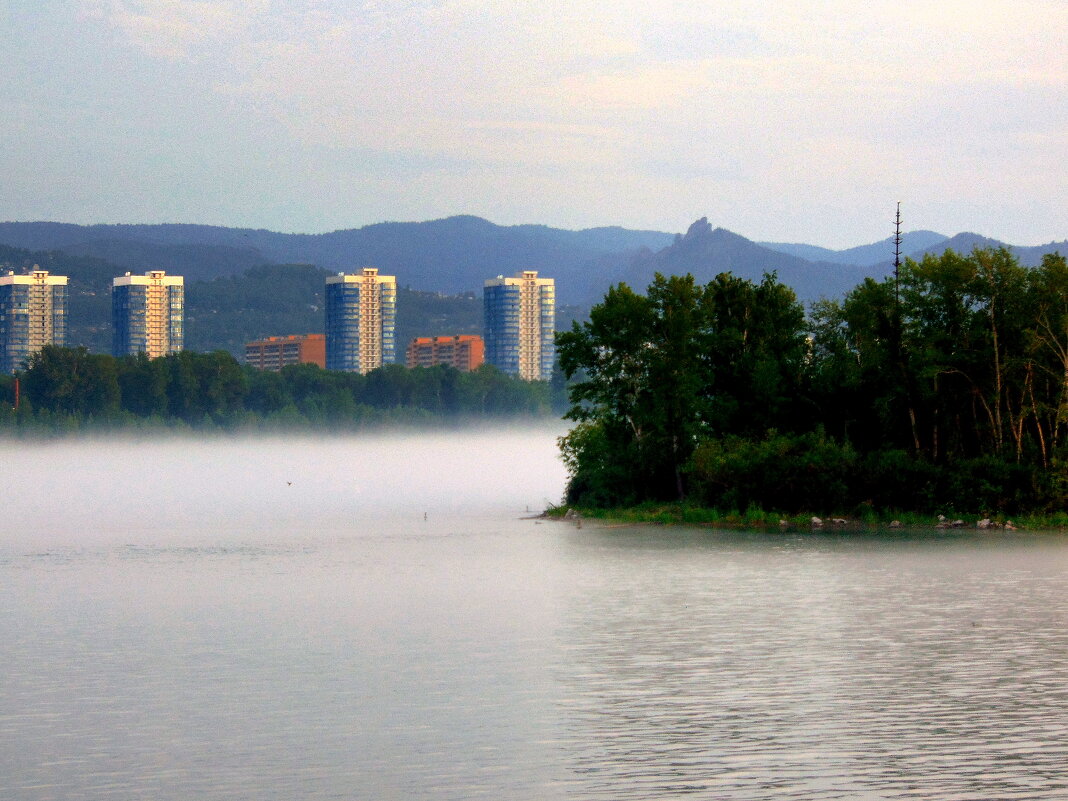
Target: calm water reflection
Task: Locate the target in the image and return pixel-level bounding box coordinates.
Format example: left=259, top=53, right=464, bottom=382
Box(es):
left=1, top=435, right=1067, bottom=799
left=556, top=529, right=1068, bottom=799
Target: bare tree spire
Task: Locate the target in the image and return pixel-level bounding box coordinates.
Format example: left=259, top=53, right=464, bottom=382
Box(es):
left=893, top=201, right=903, bottom=307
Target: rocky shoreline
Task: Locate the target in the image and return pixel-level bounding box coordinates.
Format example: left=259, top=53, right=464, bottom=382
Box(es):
left=548, top=507, right=1040, bottom=532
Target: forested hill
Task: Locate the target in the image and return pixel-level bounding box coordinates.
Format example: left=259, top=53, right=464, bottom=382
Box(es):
left=0, top=217, right=674, bottom=305
left=0, top=244, right=498, bottom=358
left=2, top=216, right=1063, bottom=309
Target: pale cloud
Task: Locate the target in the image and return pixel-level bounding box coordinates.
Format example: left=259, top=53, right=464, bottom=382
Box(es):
left=540, top=63, right=711, bottom=112
left=14, top=0, right=1068, bottom=243
left=85, top=1, right=1068, bottom=128
left=80, top=0, right=265, bottom=60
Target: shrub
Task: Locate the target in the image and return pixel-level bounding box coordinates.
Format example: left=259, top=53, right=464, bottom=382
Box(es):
left=688, top=431, right=858, bottom=514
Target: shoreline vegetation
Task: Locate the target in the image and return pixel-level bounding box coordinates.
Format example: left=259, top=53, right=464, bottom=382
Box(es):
left=542, top=503, right=1068, bottom=533
left=5, top=247, right=1066, bottom=531
left=555, top=248, right=1068, bottom=522
left=0, top=348, right=560, bottom=434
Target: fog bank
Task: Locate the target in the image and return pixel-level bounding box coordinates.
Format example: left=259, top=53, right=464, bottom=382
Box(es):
left=1, top=426, right=567, bottom=546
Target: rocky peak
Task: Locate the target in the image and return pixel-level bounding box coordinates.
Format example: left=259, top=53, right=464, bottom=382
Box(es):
left=683, top=217, right=714, bottom=241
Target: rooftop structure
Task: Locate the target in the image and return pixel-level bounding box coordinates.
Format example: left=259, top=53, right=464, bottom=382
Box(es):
left=112, top=270, right=184, bottom=358
left=0, top=268, right=68, bottom=374
left=325, top=268, right=397, bottom=373
left=483, top=270, right=555, bottom=381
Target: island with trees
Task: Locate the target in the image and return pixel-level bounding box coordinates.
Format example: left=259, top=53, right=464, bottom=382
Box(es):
left=555, top=248, right=1068, bottom=527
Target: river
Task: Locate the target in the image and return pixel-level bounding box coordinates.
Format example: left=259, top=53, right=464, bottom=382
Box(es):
left=2, top=430, right=1066, bottom=799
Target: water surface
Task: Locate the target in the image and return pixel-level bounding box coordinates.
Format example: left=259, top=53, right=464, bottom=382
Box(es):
left=2, top=432, right=1066, bottom=799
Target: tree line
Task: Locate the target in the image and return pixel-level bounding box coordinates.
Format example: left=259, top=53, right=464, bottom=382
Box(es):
left=557, top=248, right=1068, bottom=515
left=0, top=347, right=553, bottom=431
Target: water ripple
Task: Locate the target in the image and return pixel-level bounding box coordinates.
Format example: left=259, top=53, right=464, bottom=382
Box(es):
left=553, top=530, right=1068, bottom=799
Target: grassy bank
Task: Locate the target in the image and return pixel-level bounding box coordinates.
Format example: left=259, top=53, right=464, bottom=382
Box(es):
left=543, top=502, right=1068, bottom=532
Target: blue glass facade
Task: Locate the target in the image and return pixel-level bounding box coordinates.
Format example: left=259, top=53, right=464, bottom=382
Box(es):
left=483, top=271, right=555, bottom=381
left=111, top=280, right=184, bottom=358
left=325, top=270, right=397, bottom=373
left=111, top=284, right=144, bottom=357
left=325, top=281, right=361, bottom=371
left=169, top=285, right=184, bottom=352
left=380, top=281, right=397, bottom=366
left=0, top=275, right=68, bottom=374
left=537, top=282, right=556, bottom=381
left=483, top=283, right=521, bottom=376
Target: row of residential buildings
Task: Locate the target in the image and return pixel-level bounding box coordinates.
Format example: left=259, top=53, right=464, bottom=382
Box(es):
left=245, top=333, right=486, bottom=373
left=0, top=266, right=556, bottom=380
left=0, top=268, right=184, bottom=374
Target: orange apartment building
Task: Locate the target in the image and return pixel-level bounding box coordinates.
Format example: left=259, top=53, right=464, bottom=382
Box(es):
left=405, top=335, right=485, bottom=372
left=245, top=334, right=326, bottom=371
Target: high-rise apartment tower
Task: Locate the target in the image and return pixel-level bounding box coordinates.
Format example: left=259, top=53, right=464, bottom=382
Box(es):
left=483, top=270, right=555, bottom=381
left=112, top=270, right=184, bottom=358
left=0, top=268, right=68, bottom=374
left=325, top=268, right=397, bottom=373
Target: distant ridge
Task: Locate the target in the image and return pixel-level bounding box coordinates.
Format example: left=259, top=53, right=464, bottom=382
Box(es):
left=56, top=239, right=270, bottom=281
left=0, top=216, right=1063, bottom=308
left=760, top=231, right=949, bottom=267
left=0, top=217, right=673, bottom=305
left=868, top=232, right=1068, bottom=274
left=624, top=219, right=874, bottom=304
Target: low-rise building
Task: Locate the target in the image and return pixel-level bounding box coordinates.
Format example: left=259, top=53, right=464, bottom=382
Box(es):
left=405, top=335, right=485, bottom=372
left=245, top=334, right=326, bottom=371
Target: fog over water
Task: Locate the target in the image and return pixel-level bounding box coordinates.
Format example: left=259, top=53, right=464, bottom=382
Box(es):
left=2, top=426, right=568, bottom=546
left=3, top=428, right=1068, bottom=800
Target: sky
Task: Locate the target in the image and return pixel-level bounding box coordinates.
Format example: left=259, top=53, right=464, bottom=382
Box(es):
left=2, top=1, right=1065, bottom=248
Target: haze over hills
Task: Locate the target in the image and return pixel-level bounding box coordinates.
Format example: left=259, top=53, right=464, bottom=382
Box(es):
left=0, top=217, right=673, bottom=304
left=1, top=215, right=1064, bottom=313
left=759, top=231, right=950, bottom=267
left=624, top=219, right=876, bottom=303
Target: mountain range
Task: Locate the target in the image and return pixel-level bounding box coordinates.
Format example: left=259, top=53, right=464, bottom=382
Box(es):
left=1, top=215, right=1064, bottom=310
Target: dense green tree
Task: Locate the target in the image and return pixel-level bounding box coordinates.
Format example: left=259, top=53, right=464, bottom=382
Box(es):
left=196, top=351, right=250, bottom=420
left=689, top=431, right=858, bottom=514
left=557, top=271, right=806, bottom=504
left=560, top=249, right=1067, bottom=514
left=117, top=353, right=169, bottom=417
left=814, top=247, right=1061, bottom=467
left=557, top=275, right=698, bottom=502
left=4, top=345, right=552, bottom=430
left=408, top=364, right=461, bottom=414
left=810, top=277, right=912, bottom=452
left=21, top=345, right=120, bottom=417
left=701, top=272, right=809, bottom=437
left=1026, top=253, right=1068, bottom=463
left=899, top=247, right=1029, bottom=460
left=245, top=366, right=292, bottom=417
left=164, top=351, right=202, bottom=422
